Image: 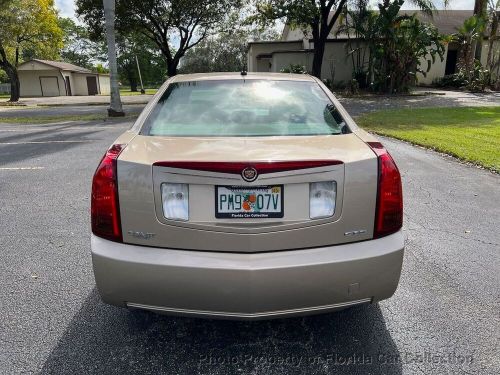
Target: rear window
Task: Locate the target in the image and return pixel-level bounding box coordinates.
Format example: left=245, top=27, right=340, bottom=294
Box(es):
left=141, top=80, right=348, bottom=137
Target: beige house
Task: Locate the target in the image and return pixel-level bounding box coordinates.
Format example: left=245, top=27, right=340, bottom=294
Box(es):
left=248, top=10, right=499, bottom=85
left=17, top=59, right=110, bottom=97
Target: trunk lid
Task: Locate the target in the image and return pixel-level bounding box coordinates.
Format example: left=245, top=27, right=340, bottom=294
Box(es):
left=117, top=134, right=378, bottom=252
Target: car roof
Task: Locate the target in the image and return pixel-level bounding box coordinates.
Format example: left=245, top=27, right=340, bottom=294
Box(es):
left=170, top=72, right=317, bottom=83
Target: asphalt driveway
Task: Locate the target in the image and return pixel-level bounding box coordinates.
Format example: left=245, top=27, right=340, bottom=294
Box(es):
left=0, top=114, right=498, bottom=374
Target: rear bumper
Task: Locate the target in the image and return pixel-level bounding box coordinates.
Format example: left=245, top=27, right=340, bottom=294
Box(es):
left=91, top=231, right=404, bottom=320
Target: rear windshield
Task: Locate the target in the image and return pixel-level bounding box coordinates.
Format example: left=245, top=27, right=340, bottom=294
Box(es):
left=141, top=80, right=348, bottom=137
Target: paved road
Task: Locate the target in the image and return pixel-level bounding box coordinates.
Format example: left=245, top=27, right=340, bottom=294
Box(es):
left=0, top=104, right=145, bottom=118
left=0, top=94, right=152, bottom=107
left=0, top=117, right=499, bottom=374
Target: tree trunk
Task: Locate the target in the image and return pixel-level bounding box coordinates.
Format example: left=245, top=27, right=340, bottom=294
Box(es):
left=310, top=20, right=325, bottom=79
left=5, top=65, right=20, bottom=102
left=0, top=45, right=20, bottom=102
left=167, top=60, right=178, bottom=77
left=103, top=0, right=124, bottom=117
left=312, top=0, right=347, bottom=79
left=127, top=69, right=138, bottom=91
left=312, top=38, right=326, bottom=78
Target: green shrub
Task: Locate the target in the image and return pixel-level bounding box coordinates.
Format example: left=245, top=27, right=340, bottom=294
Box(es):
left=280, top=64, right=307, bottom=74
left=345, top=79, right=360, bottom=95
left=434, top=72, right=468, bottom=88
left=434, top=60, right=490, bottom=92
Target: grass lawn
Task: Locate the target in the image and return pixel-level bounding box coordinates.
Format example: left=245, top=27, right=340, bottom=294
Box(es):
left=119, top=88, right=158, bottom=96
left=356, top=106, right=500, bottom=173
left=0, top=113, right=137, bottom=124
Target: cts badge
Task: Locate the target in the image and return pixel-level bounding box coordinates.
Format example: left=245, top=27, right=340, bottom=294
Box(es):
left=344, top=229, right=367, bottom=236
left=128, top=231, right=156, bottom=240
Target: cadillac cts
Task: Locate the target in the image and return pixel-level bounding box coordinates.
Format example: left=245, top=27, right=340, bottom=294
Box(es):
left=91, top=73, right=404, bottom=320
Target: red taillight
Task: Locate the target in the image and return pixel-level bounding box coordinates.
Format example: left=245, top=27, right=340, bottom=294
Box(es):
left=91, top=144, right=125, bottom=242
left=368, top=142, right=403, bottom=238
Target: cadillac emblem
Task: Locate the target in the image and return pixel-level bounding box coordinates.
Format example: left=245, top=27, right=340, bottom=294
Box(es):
left=241, top=166, right=258, bottom=182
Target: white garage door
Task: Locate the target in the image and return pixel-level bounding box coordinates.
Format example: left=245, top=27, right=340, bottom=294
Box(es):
left=40, top=77, right=60, bottom=96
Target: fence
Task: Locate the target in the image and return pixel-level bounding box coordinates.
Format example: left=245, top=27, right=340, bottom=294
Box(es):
left=0, top=83, right=10, bottom=95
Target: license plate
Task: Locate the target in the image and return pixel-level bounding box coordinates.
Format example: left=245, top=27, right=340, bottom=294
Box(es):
left=215, top=185, right=284, bottom=218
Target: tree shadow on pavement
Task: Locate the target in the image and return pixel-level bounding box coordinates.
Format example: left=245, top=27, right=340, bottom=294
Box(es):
left=0, top=127, right=108, bottom=166
left=40, top=289, right=402, bottom=375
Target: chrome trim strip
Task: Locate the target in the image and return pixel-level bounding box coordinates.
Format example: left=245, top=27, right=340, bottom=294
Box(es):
left=126, top=298, right=372, bottom=319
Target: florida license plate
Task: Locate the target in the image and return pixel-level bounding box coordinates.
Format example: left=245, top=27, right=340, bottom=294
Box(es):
left=215, top=185, right=284, bottom=218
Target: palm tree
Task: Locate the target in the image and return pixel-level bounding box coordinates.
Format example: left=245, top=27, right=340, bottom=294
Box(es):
left=339, top=0, right=455, bottom=93
left=455, top=15, right=486, bottom=80
left=103, top=0, right=124, bottom=117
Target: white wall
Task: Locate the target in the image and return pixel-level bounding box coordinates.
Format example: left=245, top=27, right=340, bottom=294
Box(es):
left=284, top=29, right=310, bottom=41
left=248, top=40, right=365, bottom=84
left=248, top=42, right=303, bottom=72
left=98, top=75, right=110, bottom=95
left=481, top=40, right=500, bottom=80
left=416, top=45, right=448, bottom=85
left=62, top=73, right=75, bottom=96
left=271, top=51, right=313, bottom=73
left=72, top=74, right=87, bottom=95
left=19, top=69, right=112, bottom=97
left=18, top=70, right=65, bottom=97
left=256, top=58, right=271, bottom=72
left=72, top=73, right=109, bottom=95
left=416, top=41, right=500, bottom=85
left=321, top=42, right=366, bottom=83
left=250, top=38, right=500, bottom=85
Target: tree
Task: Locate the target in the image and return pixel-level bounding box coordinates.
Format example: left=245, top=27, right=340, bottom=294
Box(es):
left=58, top=17, right=106, bottom=70
left=374, top=0, right=446, bottom=93
left=455, top=15, right=486, bottom=82
left=338, top=0, right=446, bottom=93
left=377, top=15, right=446, bottom=93
left=179, top=30, right=251, bottom=73
left=103, top=0, right=123, bottom=116
left=0, top=0, right=63, bottom=101
left=252, top=0, right=440, bottom=79
left=77, top=0, right=242, bottom=77
left=116, top=33, right=166, bottom=91
left=179, top=23, right=280, bottom=73
left=337, top=0, right=376, bottom=87
left=253, top=0, right=348, bottom=78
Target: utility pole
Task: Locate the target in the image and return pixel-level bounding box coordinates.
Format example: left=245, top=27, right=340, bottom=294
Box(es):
left=135, top=55, right=145, bottom=94
left=103, top=0, right=124, bottom=117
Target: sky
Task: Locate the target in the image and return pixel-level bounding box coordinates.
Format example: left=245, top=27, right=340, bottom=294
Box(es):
left=54, top=0, right=476, bottom=20
left=55, top=0, right=77, bottom=19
